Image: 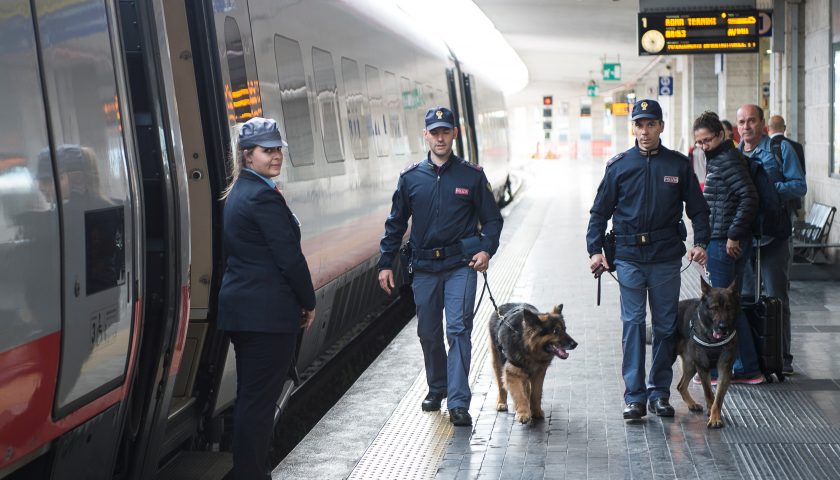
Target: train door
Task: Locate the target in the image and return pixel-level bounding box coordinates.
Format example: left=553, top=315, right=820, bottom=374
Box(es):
left=446, top=67, right=467, bottom=160
left=460, top=72, right=480, bottom=164
left=32, top=0, right=139, bottom=419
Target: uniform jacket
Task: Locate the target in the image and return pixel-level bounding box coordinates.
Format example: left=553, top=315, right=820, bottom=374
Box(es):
left=587, top=143, right=711, bottom=263
left=218, top=170, right=316, bottom=333
left=702, top=140, right=759, bottom=241
left=378, top=153, right=503, bottom=273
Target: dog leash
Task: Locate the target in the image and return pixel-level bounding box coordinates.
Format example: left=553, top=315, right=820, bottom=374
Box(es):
left=474, top=271, right=501, bottom=317
left=595, top=260, right=693, bottom=306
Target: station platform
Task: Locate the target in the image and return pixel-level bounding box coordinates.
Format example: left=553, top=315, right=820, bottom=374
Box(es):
left=273, top=158, right=840, bottom=480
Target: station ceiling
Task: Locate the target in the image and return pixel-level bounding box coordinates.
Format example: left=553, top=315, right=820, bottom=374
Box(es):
left=474, top=0, right=651, bottom=103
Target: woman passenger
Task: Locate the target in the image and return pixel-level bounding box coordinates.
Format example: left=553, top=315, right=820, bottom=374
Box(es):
left=693, top=111, right=764, bottom=384
left=217, top=117, right=316, bottom=480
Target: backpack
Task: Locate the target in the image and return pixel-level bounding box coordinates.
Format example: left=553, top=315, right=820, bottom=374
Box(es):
left=770, top=135, right=806, bottom=213
left=747, top=157, right=791, bottom=239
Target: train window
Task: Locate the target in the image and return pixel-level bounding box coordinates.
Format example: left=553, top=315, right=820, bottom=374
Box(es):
left=224, top=17, right=261, bottom=122
left=274, top=34, right=314, bottom=166
left=402, top=76, right=423, bottom=154
left=85, top=207, right=126, bottom=296
left=365, top=65, right=389, bottom=157
left=312, top=48, right=343, bottom=163
left=340, top=57, right=369, bottom=159
left=384, top=71, right=407, bottom=156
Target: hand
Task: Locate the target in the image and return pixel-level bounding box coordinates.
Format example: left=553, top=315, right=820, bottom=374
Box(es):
left=301, top=308, right=316, bottom=330
left=378, top=269, right=395, bottom=295
left=590, top=253, right=609, bottom=277
left=469, top=251, right=490, bottom=272
left=688, top=246, right=707, bottom=266
left=725, top=238, right=742, bottom=258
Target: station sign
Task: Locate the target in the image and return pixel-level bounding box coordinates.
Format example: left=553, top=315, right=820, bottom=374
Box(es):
left=658, top=76, right=673, bottom=96
left=603, top=63, right=621, bottom=81
left=611, top=102, right=630, bottom=116
left=638, top=10, right=759, bottom=56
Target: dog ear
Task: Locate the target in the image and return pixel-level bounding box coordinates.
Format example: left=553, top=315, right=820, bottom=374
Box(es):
left=700, top=275, right=712, bottom=294
left=522, top=309, right=541, bottom=325
left=552, top=304, right=563, bottom=314
left=726, top=279, right=738, bottom=294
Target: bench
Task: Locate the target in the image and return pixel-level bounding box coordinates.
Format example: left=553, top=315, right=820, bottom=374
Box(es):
left=792, top=203, right=840, bottom=263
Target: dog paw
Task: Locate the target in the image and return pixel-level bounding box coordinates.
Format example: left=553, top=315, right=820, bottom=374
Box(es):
left=496, top=403, right=508, bottom=412
left=515, top=412, right=531, bottom=424
left=531, top=408, right=545, bottom=419
left=707, top=418, right=725, bottom=429
left=687, top=403, right=704, bottom=413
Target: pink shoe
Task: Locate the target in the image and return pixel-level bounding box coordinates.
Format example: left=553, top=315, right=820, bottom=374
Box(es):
left=731, top=374, right=765, bottom=385
left=692, top=373, right=717, bottom=386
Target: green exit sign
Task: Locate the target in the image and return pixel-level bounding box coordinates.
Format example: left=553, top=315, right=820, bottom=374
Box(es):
left=603, top=63, right=621, bottom=81
left=587, top=84, right=598, bottom=97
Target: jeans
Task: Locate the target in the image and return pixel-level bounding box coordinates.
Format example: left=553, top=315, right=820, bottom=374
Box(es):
left=706, top=239, right=761, bottom=377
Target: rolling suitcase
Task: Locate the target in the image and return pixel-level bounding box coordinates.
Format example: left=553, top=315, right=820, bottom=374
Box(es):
left=742, top=244, right=786, bottom=382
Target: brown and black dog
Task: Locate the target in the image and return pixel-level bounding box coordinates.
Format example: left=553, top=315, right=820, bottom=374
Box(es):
left=489, top=303, right=578, bottom=423
left=675, top=278, right=740, bottom=428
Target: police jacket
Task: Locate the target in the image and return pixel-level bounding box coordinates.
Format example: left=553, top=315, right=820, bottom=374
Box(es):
left=378, top=153, right=503, bottom=273
left=702, top=140, right=758, bottom=241
left=586, top=142, right=711, bottom=263
left=217, top=170, right=316, bottom=333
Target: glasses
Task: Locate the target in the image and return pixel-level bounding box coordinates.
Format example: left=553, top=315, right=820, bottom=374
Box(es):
left=695, top=136, right=719, bottom=146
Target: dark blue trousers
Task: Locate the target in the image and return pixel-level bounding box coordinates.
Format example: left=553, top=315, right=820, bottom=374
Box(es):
left=412, top=266, right=477, bottom=410
left=229, top=331, right=296, bottom=480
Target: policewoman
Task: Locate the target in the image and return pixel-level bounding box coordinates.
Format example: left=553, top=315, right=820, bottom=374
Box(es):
left=217, top=117, right=316, bottom=480
left=377, top=106, right=503, bottom=426
left=586, top=100, right=710, bottom=420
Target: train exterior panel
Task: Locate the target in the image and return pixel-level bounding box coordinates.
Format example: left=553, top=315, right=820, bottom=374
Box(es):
left=0, top=0, right=510, bottom=477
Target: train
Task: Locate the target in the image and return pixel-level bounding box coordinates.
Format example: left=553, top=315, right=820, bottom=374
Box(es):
left=0, top=0, right=511, bottom=478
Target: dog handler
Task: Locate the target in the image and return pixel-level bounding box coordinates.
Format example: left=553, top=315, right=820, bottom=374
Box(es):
left=587, top=99, right=710, bottom=420
left=377, top=106, right=503, bottom=426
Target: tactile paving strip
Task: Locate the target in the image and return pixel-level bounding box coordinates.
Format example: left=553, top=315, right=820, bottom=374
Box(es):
left=723, top=390, right=831, bottom=428
left=733, top=443, right=840, bottom=479
left=348, top=192, right=549, bottom=480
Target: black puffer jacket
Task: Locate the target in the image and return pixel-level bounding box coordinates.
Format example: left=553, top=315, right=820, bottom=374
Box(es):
left=702, top=140, right=759, bottom=241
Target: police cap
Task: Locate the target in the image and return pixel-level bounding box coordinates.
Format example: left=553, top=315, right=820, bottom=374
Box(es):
left=630, top=99, right=663, bottom=121
left=425, top=106, right=455, bottom=130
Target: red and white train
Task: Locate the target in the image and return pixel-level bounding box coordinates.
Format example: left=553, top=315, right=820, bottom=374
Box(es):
left=0, top=1, right=510, bottom=478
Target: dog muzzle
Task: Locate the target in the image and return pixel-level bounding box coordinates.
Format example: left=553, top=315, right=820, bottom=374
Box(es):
left=545, top=343, right=570, bottom=360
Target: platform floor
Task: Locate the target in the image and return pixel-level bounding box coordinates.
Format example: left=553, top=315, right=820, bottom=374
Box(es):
left=274, top=158, right=840, bottom=480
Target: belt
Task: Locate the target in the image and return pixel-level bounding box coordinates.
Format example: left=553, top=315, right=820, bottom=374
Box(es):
left=615, top=225, right=680, bottom=246
left=414, top=243, right=462, bottom=260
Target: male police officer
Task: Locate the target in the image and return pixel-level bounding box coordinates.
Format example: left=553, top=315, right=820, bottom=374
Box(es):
left=587, top=99, right=710, bottom=420
left=378, top=106, right=503, bottom=426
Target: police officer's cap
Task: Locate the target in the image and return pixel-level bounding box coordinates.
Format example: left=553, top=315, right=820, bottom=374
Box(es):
left=425, top=106, right=456, bottom=131
left=239, top=117, right=289, bottom=149
left=630, top=99, right=663, bottom=121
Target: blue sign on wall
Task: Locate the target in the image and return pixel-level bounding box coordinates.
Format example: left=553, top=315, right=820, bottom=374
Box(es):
left=658, top=76, right=673, bottom=96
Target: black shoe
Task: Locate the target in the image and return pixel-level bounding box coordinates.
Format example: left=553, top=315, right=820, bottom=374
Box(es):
left=648, top=398, right=675, bottom=417
left=448, top=407, right=472, bottom=426
left=421, top=391, right=446, bottom=411
left=623, top=402, right=646, bottom=420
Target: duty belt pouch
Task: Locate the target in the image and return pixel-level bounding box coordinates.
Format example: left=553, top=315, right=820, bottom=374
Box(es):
left=603, top=230, right=617, bottom=272
left=460, top=235, right=482, bottom=263
left=677, top=219, right=687, bottom=241
left=399, top=243, right=413, bottom=286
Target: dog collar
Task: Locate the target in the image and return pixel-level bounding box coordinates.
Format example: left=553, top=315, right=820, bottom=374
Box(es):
left=691, top=331, right=736, bottom=348
left=689, top=311, right=737, bottom=348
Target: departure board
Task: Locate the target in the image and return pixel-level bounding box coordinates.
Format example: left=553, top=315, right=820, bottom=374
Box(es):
left=638, top=10, right=759, bottom=56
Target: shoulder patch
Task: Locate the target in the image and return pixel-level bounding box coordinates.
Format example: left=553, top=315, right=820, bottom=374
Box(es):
left=606, top=152, right=625, bottom=167
left=462, top=159, right=482, bottom=171
left=399, top=161, right=422, bottom=176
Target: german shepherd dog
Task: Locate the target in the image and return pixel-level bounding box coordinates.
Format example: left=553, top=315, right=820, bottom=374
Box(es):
left=675, top=278, right=739, bottom=428
left=489, top=303, right=578, bottom=423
